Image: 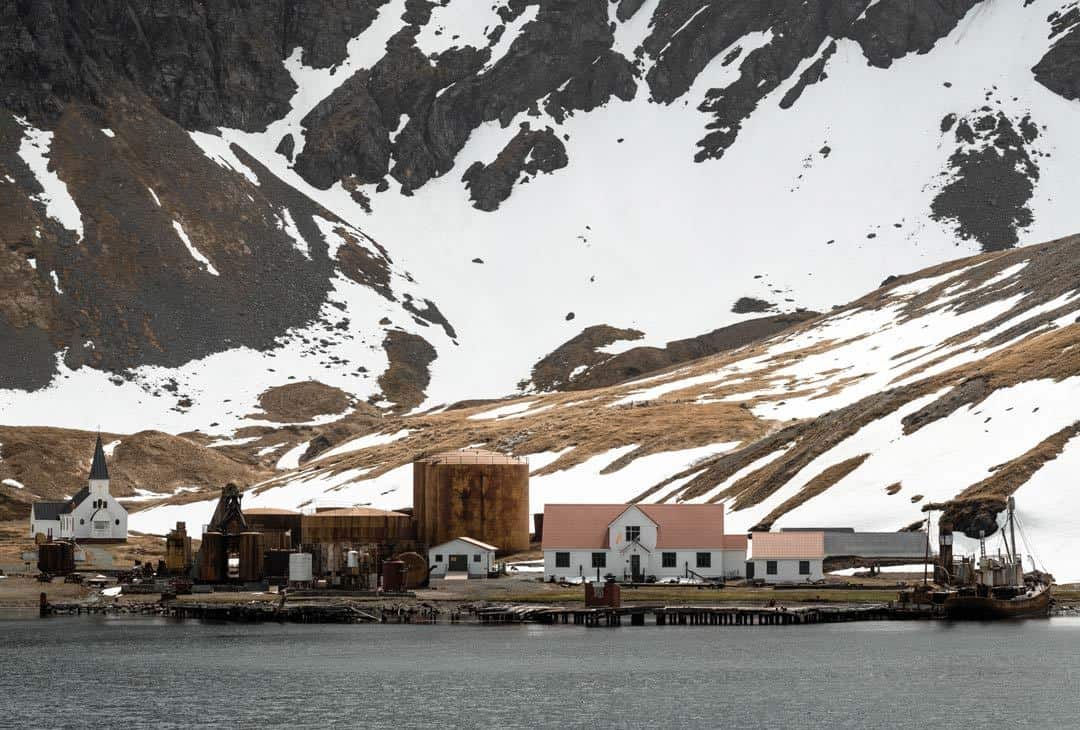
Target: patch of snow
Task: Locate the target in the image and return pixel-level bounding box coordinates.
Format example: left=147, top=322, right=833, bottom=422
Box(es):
left=316, top=429, right=412, bottom=461
left=147, top=187, right=161, bottom=207
left=188, top=130, right=260, bottom=185
left=276, top=441, right=310, bottom=471
left=468, top=401, right=537, bottom=420
left=172, top=220, right=219, bottom=276
left=257, top=443, right=288, bottom=456
left=49, top=271, right=62, bottom=294
left=278, top=207, right=310, bottom=259
left=2, top=478, right=25, bottom=490
left=207, top=436, right=261, bottom=448
left=15, top=117, right=84, bottom=240
left=101, top=128, right=115, bottom=138
left=102, top=440, right=121, bottom=457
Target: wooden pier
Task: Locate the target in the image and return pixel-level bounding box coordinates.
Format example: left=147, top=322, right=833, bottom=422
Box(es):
left=473, top=603, right=894, bottom=627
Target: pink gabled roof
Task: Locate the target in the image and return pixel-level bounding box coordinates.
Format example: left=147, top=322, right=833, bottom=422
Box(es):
left=637, top=504, right=729, bottom=549
left=542, top=504, right=625, bottom=549
left=749, top=531, right=825, bottom=559
left=542, top=503, right=740, bottom=550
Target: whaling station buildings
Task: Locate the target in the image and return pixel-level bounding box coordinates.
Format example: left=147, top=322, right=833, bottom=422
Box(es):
left=29, top=442, right=926, bottom=587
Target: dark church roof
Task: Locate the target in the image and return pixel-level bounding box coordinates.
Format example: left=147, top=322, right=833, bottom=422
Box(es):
left=32, top=501, right=68, bottom=521
left=89, top=435, right=109, bottom=481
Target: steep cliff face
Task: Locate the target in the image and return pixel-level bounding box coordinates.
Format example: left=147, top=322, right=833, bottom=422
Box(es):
left=1, top=0, right=1079, bottom=431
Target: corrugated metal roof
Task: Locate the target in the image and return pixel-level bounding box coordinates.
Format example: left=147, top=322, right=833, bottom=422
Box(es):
left=243, top=508, right=300, bottom=516
left=307, top=507, right=409, bottom=517
left=749, top=531, right=825, bottom=559
left=418, top=449, right=525, bottom=465
left=445, top=536, right=499, bottom=552
left=32, top=501, right=68, bottom=521
left=541, top=503, right=741, bottom=550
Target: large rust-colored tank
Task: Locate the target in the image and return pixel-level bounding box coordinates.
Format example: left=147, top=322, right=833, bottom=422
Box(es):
left=238, top=532, right=264, bottom=582
left=37, top=541, right=75, bottom=575
left=413, top=449, right=529, bottom=556
left=243, top=508, right=302, bottom=548
left=301, top=507, right=416, bottom=546
left=198, top=531, right=225, bottom=583
left=165, top=522, right=193, bottom=575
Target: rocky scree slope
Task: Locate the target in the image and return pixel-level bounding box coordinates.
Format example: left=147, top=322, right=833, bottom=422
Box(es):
left=2, top=0, right=1080, bottom=428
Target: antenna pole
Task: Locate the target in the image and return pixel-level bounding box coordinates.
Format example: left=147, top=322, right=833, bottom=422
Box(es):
left=924, top=507, right=931, bottom=587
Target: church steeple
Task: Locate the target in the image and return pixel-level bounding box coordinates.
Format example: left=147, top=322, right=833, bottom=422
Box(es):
left=89, top=434, right=109, bottom=481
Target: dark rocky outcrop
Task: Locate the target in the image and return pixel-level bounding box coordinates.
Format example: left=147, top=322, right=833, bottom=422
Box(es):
left=0, top=0, right=391, bottom=132
left=732, top=297, right=776, bottom=314
left=462, top=123, right=568, bottom=211
left=377, top=330, right=436, bottom=411
left=930, top=109, right=1040, bottom=251
left=1032, top=6, right=1080, bottom=101
left=529, top=311, right=819, bottom=392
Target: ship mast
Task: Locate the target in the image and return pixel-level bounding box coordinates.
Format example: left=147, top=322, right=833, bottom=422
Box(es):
left=1008, top=496, right=1018, bottom=567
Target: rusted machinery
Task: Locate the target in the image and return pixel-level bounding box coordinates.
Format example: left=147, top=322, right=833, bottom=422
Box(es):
left=37, top=540, right=75, bottom=575
left=412, top=449, right=529, bottom=556
left=164, top=522, right=193, bottom=575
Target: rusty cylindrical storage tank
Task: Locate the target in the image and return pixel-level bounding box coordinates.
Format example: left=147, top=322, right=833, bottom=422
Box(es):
left=198, top=532, right=225, bottom=583
left=382, top=560, right=405, bottom=592
left=413, top=449, right=529, bottom=555
left=238, top=532, right=264, bottom=582
left=395, top=552, right=428, bottom=589
left=37, top=542, right=75, bottom=575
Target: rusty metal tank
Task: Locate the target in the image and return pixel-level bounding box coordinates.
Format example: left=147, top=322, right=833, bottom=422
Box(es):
left=243, top=508, right=302, bottom=548
left=37, top=541, right=75, bottom=575
left=300, top=507, right=416, bottom=545
left=395, top=551, right=428, bottom=589
left=263, top=549, right=293, bottom=581
left=382, top=560, right=405, bottom=592
left=413, top=449, right=529, bottom=556
left=198, top=531, right=225, bottom=583
left=238, top=532, right=264, bottom=582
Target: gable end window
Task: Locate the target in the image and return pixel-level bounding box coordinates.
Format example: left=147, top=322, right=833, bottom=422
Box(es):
left=555, top=552, right=570, bottom=568
left=591, top=552, right=606, bottom=569
left=473, top=554, right=481, bottom=562
left=625, top=525, right=641, bottom=542
left=696, top=552, right=711, bottom=569
left=799, top=560, right=811, bottom=575
left=435, top=554, right=443, bottom=562
left=766, top=560, right=778, bottom=575
left=661, top=552, right=676, bottom=568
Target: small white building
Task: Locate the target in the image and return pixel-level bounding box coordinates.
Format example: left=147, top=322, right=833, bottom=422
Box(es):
left=542, top=504, right=747, bottom=582
left=29, top=435, right=127, bottom=543
left=428, top=537, right=497, bottom=578
left=747, top=531, right=824, bottom=583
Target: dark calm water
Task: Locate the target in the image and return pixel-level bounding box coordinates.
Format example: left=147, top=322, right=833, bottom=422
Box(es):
left=2, top=613, right=1080, bottom=729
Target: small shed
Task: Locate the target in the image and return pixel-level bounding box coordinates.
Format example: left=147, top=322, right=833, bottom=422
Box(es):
left=747, top=531, right=825, bottom=583
left=428, top=537, right=497, bottom=579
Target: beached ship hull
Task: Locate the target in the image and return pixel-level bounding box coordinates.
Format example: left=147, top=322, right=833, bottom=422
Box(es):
left=942, top=586, right=1052, bottom=620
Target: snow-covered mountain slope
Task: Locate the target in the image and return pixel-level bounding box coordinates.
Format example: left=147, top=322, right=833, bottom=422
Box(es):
left=127, top=234, right=1080, bottom=580
left=3, top=0, right=1080, bottom=430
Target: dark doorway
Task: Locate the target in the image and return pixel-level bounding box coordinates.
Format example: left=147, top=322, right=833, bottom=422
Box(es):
left=448, top=554, right=468, bottom=572
left=746, top=562, right=755, bottom=579
left=630, top=554, right=642, bottom=582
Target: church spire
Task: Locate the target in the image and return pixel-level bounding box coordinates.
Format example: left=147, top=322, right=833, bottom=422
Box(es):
left=89, top=434, right=109, bottom=481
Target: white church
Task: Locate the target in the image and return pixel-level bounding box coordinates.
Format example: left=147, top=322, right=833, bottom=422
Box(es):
left=29, top=435, right=128, bottom=542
